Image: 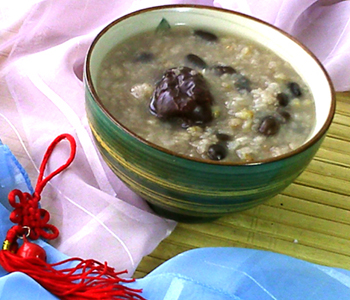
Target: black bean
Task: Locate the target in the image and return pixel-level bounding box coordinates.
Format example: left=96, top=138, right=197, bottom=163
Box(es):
left=185, top=54, right=207, bottom=69
left=234, top=74, right=251, bottom=92
left=194, top=30, right=218, bottom=42
left=212, top=65, right=236, bottom=76
left=208, top=143, right=227, bottom=161
left=258, top=116, right=280, bottom=136
left=278, top=110, right=291, bottom=123
left=276, top=92, right=289, bottom=107
left=288, top=82, right=302, bottom=97
left=134, top=52, right=154, bottom=63
left=216, top=133, right=232, bottom=141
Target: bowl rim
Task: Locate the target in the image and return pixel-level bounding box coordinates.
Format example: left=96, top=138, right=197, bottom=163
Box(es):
left=85, top=4, right=336, bottom=166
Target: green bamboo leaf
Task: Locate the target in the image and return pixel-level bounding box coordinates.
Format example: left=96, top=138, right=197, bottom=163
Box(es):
left=156, top=18, right=171, bottom=34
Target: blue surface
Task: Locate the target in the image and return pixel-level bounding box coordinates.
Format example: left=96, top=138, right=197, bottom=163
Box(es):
left=0, top=141, right=33, bottom=211
left=128, top=247, right=350, bottom=299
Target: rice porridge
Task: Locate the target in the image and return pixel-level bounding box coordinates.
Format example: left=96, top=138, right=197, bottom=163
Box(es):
left=96, top=21, right=315, bottom=162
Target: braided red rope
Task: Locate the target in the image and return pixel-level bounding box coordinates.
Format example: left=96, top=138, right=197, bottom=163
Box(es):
left=4, top=134, right=75, bottom=245
left=0, top=133, right=145, bottom=300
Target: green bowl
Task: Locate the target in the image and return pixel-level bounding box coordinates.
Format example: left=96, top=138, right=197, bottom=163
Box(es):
left=84, top=5, right=335, bottom=222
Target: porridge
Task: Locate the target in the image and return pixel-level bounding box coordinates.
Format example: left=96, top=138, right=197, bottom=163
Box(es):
left=96, top=20, right=315, bottom=162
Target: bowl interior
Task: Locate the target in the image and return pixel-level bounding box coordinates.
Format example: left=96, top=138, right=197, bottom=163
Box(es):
left=86, top=5, right=334, bottom=156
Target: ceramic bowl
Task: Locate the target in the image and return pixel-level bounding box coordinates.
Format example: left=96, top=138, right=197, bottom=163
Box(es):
left=84, top=5, right=335, bottom=222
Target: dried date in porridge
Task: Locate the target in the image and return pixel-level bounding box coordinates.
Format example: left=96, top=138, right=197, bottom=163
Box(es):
left=96, top=22, right=315, bottom=162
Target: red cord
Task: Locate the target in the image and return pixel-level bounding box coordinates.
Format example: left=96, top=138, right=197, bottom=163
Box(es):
left=35, top=134, right=76, bottom=196
left=6, top=133, right=76, bottom=242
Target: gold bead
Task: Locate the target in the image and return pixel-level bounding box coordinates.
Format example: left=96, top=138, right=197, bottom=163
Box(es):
left=2, top=240, right=11, bottom=251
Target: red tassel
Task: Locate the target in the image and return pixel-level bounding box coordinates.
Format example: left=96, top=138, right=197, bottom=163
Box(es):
left=0, top=134, right=145, bottom=300
left=0, top=248, right=144, bottom=299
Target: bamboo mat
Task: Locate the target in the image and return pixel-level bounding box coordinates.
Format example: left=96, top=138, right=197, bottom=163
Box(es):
left=134, top=91, right=350, bottom=278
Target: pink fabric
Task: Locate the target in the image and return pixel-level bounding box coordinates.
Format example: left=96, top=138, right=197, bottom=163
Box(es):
left=1, top=0, right=349, bottom=275
left=214, top=0, right=350, bottom=91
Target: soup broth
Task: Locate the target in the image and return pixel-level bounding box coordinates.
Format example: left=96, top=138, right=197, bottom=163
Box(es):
left=96, top=24, right=315, bottom=162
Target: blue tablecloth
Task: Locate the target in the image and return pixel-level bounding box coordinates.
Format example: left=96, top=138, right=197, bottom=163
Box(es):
left=129, top=247, right=350, bottom=300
